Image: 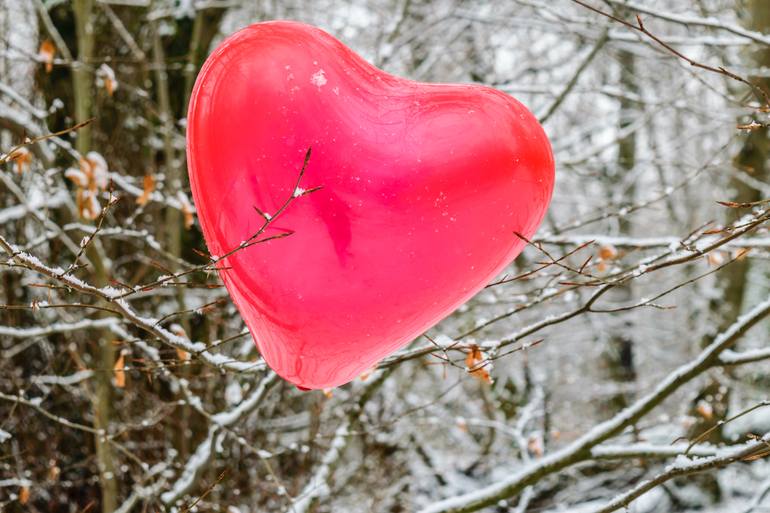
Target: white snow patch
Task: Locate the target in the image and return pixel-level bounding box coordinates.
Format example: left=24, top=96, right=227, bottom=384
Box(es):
left=225, top=381, right=243, bottom=406
left=310, top=69, right=327, bottom=88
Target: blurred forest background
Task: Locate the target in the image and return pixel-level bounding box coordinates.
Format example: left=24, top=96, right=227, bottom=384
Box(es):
left=2, top=0, right=770, bottom=512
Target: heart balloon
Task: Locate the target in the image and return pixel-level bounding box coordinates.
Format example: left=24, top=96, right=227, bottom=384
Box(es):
left=187, top=21, right=554, bottom=389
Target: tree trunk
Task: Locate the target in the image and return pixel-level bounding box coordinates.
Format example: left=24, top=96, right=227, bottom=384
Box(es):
left=678, top=1, right=770, bottom=503
left=72, top=2, right=118, bottom=511
left=73, top=0, right=94, bottom=155
left=688, top=0, right=770, bottom=444
left=599, top=48, right=637, bottom=415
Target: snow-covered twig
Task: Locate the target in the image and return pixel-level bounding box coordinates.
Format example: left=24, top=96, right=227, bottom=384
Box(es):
left=606, top=0, right=770, bottom=46
left=589, top=433, right=770, bottom=513
left=384, top=207, right=770, bottom=369
left=0, top=317, right=118, bottom=337
left=538, top=234, right=770, bottom=250
left=719, top=347, right=770, bottom=366
left=0, top=189, right=66, bottom=224
left=0, top=391, right=101, bottom=434
left=114, top=460, right=173, bottom=513
left=290, top=369, right=393, bottom=513
left=160, top=372, right=279, bottom=506
left=291, top=420, right=351, bottom=513
left=0, top=234, right=265, bottom=374
left=418, top=295, right=770, bottom=513
left=590, top=442, right=720, bottom=460
left=31, top=370, right=93, bottom=386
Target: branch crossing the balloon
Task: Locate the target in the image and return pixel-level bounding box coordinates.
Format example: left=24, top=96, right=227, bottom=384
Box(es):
left=111, top=148, right=320, bottom=300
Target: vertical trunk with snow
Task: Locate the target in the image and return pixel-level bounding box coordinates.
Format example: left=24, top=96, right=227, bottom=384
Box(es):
left=598, top=48, right=638, bottom=415
left=71, top=2, right=118, bottom=511
left=0, top=0, right=37, bottom=98
left=689, top=0, right=770, bottom=445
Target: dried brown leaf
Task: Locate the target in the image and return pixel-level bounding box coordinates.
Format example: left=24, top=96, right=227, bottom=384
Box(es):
left=19, top=486, right=30, bottom=505
left=136, top=174, right=155, bottom=206
left=9, top=147, right=32, bottom=174
left=177, top=192, right=195, bottom=229
left=598, top=244, right=618, bottom=261
left=528, top=434, right=544, bottom=457
left=734, top=248, right=751, bottom=261
left=695, top=400, right=713, bottom=420
left=737, top=120, right=764, bottom=131
left=114, top=352, right=126, bottom=388
left=39, top=40, right=55, bottom=73
left=105, top=77, right=117, bottom=96
left=176, top=347, right=190, bottom=362
left=465, top=344, right=492, bottom=384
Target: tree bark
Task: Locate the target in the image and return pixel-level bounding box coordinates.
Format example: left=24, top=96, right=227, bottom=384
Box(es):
left=72, top=0, right=94, bottom=155
left=688, top=0, right=770, bottom=447
left=599, top=48, right=638, bottom=415
left=72, top=2, right=118, bottom=511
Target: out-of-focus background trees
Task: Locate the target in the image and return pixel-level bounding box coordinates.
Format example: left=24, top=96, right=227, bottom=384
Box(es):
left=2, top=1, right=770, bottom=512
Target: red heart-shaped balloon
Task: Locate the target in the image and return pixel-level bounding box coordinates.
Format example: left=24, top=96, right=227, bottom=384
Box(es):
left=187, top=21, right=554, bottom=389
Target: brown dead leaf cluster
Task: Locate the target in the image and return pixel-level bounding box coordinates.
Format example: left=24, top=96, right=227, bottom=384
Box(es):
left=64, top=152, right=109, bottom=220
left=465, top=344, right=493, bottom=384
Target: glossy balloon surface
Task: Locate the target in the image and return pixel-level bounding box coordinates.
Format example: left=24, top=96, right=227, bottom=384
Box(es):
left=187, top=21, right=555, bottom=389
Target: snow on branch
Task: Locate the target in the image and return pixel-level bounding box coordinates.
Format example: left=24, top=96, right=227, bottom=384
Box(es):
left=0, top=189, right=67, bottom=225
left=538, top=234, right=770, bottom=250
left=606, top=0, right=770, bottom=46
left=290, top=369, right=393, bottom=513
left=418, top=295, right=770, bottom=513
left=0, top=234, right=265, bottom=374
left=291, top=420, right=351, bottom=513
left=160, top=372, right=279, bottom=506
left=590, top=432, right=770, bottom=513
